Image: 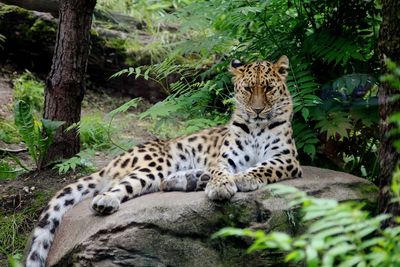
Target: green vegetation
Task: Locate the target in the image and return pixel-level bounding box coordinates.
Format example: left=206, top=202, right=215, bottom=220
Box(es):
left=1, top=72, right=142, bottom=176
left=0, top=160, right=22, bottom=180
left=12, top=72, right=44, bottom=113
left=14, top=100, right=64, bottom=170
left=0, top=191, right=50, bottom=266
left=0, top=119, right=20, bottom=144
left=214, top=184, right=399, bottom=267
left=0, top=33, right=5, bottom=49
left=53, top=149, right=96, bottom=175
left=112, top=0, right=381, bottom=181
left=75, top=114, right=112, bottom=150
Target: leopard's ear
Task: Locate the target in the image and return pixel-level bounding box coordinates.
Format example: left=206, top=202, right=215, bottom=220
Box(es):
left=229, top=59, right=244, bottom=76
left=274, top=55, right=289, bottom=80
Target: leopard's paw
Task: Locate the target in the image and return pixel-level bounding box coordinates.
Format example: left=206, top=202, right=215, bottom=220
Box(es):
left=161, top=170, right=211, bottom=192
left=194, top=171, right=211, bottom=191
left=91, top=193, right=120, bottom=215
left=205, top=178, right=237, bottom=201
left=234, top=174, right=260, bottom=192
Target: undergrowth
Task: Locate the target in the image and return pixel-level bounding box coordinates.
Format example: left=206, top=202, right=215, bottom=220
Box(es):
left=0, top=191, right=50, bottom=265
left=12, top=72, right=44, bottom=114
left=214, top=184, right=399, bottom=267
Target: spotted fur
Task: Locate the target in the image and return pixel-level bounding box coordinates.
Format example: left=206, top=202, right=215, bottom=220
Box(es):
left=25, top=55, right=302, bottom=266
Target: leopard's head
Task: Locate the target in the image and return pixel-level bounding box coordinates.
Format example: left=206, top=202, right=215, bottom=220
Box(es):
left=230, top=56, right=292, bottom=122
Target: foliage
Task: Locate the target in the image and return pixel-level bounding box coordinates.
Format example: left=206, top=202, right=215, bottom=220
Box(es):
left=0, top=212, right=27, bottom=264
left=0, top=33, right=5, bottom=49
left=106, top=97, right=142, bottom=151
left=214, top=184, right=400, bottom=267
left=0, top=119, right=20, bottom=144
left=53, top=149, right=95, bottom=175
left=7, top=253, right=23, bottom=267
left=66, top=98, right=141, bottom=154
left=0, top=192, right=49, bottom=266
left=12, top=72, right=44, bottom=113
left=76, top=114, right=112, bottom=150
left=0, top=160, right=23, bottom=180
left=382, top=59, right=400, bottom=89
left=96, top=0, right=192, bottom=29
left=113, top=0, right=381, bottom=180
left=14, top=100, right=64, bottom=170
left=108, top=97, right=142, bottom=117
left=95, top=0, right=193, bottom=64
left=382, top=59, right=400, bottom=151
left=139, top=83, right=229, bottom=138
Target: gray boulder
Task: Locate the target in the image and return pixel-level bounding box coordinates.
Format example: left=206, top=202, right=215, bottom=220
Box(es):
left=47, top=166, right=377, bottom=267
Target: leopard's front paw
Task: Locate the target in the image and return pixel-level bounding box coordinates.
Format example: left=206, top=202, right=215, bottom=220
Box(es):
left=161, top=170, right=211, bottom=192
left=205, top=178, right=237, bottom=201
left=234, top=174, right=260, bottom=192
left=91, top=193, right=120, bottom=215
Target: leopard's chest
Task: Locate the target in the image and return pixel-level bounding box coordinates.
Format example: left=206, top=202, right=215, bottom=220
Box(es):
left=230, top=127, right=287, bottom=172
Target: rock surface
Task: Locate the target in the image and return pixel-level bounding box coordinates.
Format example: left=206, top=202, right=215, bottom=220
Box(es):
left=47, top=166, right=377, bottom=267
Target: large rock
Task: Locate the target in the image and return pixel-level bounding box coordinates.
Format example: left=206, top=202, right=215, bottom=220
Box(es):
left=47, top=166, right=377, bottom=267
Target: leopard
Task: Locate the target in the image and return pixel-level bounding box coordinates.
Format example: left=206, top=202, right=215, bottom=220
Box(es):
left=25, top=55, right=302, bottom=267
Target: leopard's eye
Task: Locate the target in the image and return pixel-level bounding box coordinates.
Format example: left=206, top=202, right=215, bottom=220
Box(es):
left=244, top=86, right=251, bottom=92
left=265, top=85, right=274, bottom=92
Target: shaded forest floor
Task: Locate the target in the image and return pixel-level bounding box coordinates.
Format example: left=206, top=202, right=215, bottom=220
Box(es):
left=0, top=67, right=157, bottom=264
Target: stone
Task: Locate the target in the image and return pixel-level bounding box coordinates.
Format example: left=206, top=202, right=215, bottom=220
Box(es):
left=46, top=166, right=377, bottom=267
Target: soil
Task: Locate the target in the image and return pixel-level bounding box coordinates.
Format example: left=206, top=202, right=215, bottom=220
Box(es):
left=0, top=67, right=156, bottom=264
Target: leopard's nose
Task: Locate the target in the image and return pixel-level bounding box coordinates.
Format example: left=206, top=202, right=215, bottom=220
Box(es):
left=252, top=108, right=263, bottom=115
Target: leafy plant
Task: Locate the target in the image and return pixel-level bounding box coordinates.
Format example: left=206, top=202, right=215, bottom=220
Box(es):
left=14, top=100, right=64, bottom=170
left=67, top=98, right=140, bottom=153
left=214, top=184, right=400, bottom=267
left=0, top=119, right=20, bottom=144
left=0, top=192, right=50, bottom=266
left=0, top=33, right=5, bottom=49
left=107, top=97, right=142, bottom=151
left=0, top=160, right=23, bottom=180
left=7, top=253, right=23, bottom=267
left=13, top=72, right=45, bottom=113
left=53, top=149, right=95, bottom=175
left=79, top=114, right=112, bottom=150
left=383, top=59, right=400, bottom=151
left=0, top=213, right=27, bottom=264
left=139, top=81, right=229, bottom=138
left=382, top=59, right=400, bottom=90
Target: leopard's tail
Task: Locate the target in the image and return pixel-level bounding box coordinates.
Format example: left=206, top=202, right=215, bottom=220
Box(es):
left=25, top=170, right=108, bottom=267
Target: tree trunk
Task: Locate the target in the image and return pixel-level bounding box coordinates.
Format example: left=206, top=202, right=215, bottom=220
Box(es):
left=43, top=0, right=96, bottom=164
left=378, top=0, right=400, bottom=219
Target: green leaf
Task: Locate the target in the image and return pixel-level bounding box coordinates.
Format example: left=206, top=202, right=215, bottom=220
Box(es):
left=14, top=100, right=38, bottom=165
left=108, top=98, right=141, bottom=117
left=305, top=245, right=319, bottom=267
left=134, top=67, right=141, bottom=79
left=301, top=107, right=310, bottom=121
left=41, top=119, right=64, bottom=140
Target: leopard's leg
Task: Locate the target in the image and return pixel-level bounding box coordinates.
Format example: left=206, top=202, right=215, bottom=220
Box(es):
left=205, top=165, right=237, bottom=201
left=91, top=171, right=160, bottom=215
left=160, top=169, right=211, bottom=192
left=235, top=157, right=302, bottom=192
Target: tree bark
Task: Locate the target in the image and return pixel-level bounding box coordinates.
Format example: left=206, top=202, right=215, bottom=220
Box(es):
left=378, top=0, right=400, bottom=219
left=43, top=0, right=96, bottom=164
